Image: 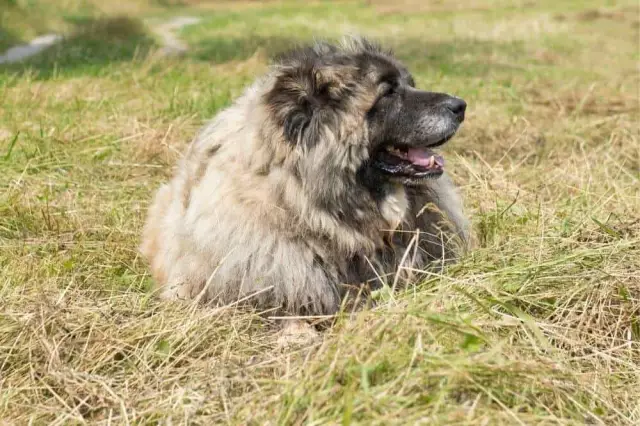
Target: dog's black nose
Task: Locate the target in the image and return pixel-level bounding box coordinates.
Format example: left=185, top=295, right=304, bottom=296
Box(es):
left=443, top=97, right=467, bottom=122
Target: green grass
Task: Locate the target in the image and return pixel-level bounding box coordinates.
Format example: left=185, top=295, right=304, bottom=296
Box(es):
left=1, top=0, right=639, bottom=424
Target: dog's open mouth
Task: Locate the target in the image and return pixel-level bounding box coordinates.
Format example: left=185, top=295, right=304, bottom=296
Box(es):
left=372, top=144, right=445, bottom=180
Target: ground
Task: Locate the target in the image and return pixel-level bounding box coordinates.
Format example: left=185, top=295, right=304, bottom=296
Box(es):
left=1, top=0, right=639, bottom=424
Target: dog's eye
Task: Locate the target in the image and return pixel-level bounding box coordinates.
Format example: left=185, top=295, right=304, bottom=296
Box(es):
left=380, top=81, right=397, bottom=97
left=318, top=83, right=331, bottom=98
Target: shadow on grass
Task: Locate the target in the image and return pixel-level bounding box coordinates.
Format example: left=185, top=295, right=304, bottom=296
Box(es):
left=1, top=12, right=528, bottom=83
left=0, top=27, right=22, bottom=53
left=187, top=33, right=527, bottom=79
left=0, top=0, right=27, bottom=52
left=0, top=16, right=158, bottom=79
left=394, top=38, right=528, bottom=78
left=188, top=33, right=302, bottom=64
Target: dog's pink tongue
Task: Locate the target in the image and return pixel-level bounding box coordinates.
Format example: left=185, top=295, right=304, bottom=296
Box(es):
left=406, top=148, right=444, bottom=168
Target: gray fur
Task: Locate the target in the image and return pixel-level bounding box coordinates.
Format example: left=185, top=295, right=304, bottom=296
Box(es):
left=140, top=36, right=470, bottom=315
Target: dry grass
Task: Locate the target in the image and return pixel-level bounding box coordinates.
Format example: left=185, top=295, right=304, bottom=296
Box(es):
left=1, top=0, right=639, bottom=424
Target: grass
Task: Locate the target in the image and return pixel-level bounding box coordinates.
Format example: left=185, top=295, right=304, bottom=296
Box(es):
left=1, top=0, right=639, bottom=424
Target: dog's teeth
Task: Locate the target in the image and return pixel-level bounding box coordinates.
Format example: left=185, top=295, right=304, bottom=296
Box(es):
left=428, top=156, right=435, bottom=167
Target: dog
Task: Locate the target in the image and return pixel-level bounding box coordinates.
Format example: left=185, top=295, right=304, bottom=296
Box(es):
left=140, top=36, right=470, bottom=316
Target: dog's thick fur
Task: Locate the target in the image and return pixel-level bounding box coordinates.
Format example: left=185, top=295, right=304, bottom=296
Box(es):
left=140, top=37, right=470, bottom=315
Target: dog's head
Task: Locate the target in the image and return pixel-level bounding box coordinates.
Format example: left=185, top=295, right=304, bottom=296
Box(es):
left=263, top=36, right=466, bottom=187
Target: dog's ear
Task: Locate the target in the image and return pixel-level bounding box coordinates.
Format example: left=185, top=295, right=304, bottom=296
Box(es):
left=265, top=57, right=358, bottom=148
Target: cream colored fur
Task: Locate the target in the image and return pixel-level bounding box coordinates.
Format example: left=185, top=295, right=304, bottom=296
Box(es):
left=140, top=40, right=470, bottom=315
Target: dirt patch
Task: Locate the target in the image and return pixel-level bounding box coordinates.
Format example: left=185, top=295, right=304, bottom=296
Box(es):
left=151, top=16, right=201, bottom=56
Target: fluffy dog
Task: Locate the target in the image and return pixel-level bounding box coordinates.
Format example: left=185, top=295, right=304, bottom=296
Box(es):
left=140, top=36, right=470, bottom=315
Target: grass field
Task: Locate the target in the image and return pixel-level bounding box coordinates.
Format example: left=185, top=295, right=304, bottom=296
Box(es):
left=1, top=0, right=639, bottom=424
